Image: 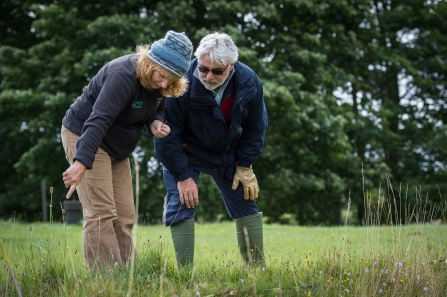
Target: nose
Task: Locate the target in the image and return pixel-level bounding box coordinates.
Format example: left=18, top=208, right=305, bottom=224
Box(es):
left=206, top=72, right=215, bottom=80
left=160, top=78, right=169, bottom=89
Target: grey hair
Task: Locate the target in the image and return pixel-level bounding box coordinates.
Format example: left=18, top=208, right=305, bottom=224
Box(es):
left=194, top=32, right=239, bottom=65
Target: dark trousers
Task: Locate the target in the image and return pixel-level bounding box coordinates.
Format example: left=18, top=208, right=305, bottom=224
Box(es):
left=162, top=167, right=259, bottom=226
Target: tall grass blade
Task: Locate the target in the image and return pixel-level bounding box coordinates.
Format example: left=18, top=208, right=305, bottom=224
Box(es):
left=1, top=238, right=22, bottom=297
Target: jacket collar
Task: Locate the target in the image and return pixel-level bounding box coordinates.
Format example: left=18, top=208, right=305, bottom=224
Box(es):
left=188, top=59, right=255, bottom=107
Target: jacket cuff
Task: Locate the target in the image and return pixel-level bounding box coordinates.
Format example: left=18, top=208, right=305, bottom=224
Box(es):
left=177, top=170, right=192, bottom=182
left=147, top=116, right=165, bottom=136
left=73, top=149, right=95, bottom=169
left=236, top=160, right=252, bottom=168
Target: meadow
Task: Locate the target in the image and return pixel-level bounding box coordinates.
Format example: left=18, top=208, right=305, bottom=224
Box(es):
left=1, top=211, right=446, bottom=297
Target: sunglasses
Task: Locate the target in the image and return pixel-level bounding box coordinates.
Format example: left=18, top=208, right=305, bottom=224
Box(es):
left=197, top=64, right=229, bottom=76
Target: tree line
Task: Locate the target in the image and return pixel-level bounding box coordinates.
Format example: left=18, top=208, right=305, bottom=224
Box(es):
left=1, top=0, right=446, bottom=225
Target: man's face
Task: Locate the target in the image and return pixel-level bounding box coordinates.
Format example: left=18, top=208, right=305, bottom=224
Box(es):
left=197, top=53, right=234, bottom=90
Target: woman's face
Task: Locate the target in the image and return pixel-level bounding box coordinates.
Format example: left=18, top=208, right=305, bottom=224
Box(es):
left=151, top=70, right=171, bottom=90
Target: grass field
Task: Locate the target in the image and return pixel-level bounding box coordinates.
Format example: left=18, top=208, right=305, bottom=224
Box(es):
left=1, top=217, right=446, bottom=296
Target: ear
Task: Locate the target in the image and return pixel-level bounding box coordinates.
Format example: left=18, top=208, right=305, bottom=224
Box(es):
left=230, top=62, right=236, bottom=72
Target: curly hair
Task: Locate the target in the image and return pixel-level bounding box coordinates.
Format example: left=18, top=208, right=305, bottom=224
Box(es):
left=135, top=44, right=189, bottom=97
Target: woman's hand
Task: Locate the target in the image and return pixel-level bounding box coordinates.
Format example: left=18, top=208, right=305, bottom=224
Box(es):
left=150, top=120, right=171, bottom=138
left=62, top=160, right=87, bottom=199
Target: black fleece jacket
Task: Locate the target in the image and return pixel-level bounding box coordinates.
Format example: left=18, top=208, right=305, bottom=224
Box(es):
left=62, top=54, right=166, bottom=169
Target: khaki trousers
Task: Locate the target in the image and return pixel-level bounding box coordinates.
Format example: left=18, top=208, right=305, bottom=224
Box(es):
left=61, top=125, right=135, bottom=268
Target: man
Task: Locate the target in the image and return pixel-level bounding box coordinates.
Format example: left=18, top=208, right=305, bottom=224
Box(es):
left=154, top=32, right=268, bottom=267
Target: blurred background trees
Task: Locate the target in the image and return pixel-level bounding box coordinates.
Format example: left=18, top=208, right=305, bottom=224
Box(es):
left=1, top=0, right=446, bottom=225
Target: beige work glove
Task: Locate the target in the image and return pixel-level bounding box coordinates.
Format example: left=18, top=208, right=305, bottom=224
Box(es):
left=231, top=165, right=259, bottom=200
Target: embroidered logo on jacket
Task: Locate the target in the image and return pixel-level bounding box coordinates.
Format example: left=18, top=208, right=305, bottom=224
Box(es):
left=132, top=101, right=143, bottom=109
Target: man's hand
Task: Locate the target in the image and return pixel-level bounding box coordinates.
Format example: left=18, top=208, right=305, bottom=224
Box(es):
left=178, top=177, right=199, bottom=208
left=62, top=160, right=87, bottom=199
left=150, top=120, right=171, bottom=138
left=232, top=165, right=259, bottom=200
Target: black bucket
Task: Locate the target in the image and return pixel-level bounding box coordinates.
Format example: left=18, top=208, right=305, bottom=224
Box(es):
left=63, top=200, right=83, bottom=224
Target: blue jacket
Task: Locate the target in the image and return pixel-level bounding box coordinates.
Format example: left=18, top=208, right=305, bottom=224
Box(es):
left=154, top=58, right=268, bottom=181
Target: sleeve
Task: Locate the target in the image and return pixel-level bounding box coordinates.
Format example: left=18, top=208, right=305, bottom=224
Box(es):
left=74, top=71, right=136, bottom=169
left=235, top=78, right=268, bottom=168
left=146, top=97, right=167, bottom=135
left=154, top=95, right=192, bottom=181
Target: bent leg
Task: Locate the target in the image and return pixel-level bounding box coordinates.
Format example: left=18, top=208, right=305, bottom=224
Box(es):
left=162, top=168, right=199, bottom=267
left=210, top=172, right=259, bottom=219
left=162, top=168, right=198, bottom=226
left=170, top=219, right=195, bottom=266
left=62, top=126, right=121, bottom=269
left=235, top=213, right=265, bottom=265
left=111, top=157, right=135, bottom=263
left=210, top=171, right=264, bottom=265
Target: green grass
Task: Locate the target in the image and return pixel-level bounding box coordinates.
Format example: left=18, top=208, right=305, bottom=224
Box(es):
left=1, top=218, right=447, bottom=296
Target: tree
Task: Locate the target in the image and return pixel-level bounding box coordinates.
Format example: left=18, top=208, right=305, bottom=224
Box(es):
left=0, top=0, right=168, bottom=221
left=337, top=0, right=447, bottom=223
left=1, top=0, right=446, bottom=225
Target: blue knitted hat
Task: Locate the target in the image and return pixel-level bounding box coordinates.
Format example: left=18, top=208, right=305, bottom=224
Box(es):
left=147, top=31, right=193, bottom=78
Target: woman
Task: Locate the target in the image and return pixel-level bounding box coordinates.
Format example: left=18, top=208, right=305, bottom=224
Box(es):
left=61, top=31, right=193, bottom=269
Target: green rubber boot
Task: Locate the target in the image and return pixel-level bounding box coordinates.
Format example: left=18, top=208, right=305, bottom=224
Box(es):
left=235, top=213, right=265, bottom=266
left=170, top=219, right=195, bottom=267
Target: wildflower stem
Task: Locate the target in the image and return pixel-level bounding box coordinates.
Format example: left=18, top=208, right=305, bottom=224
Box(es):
left=127, top=159, right=140, bottom=297
left=243, top=226, right=253, bottom=263
left=0, top=239, right=22, bottom=297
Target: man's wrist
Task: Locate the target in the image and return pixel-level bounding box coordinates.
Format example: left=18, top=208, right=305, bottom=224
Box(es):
left=177, top=170, right=192, bottom=182
left=236, top=163, right=252, bottom=169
